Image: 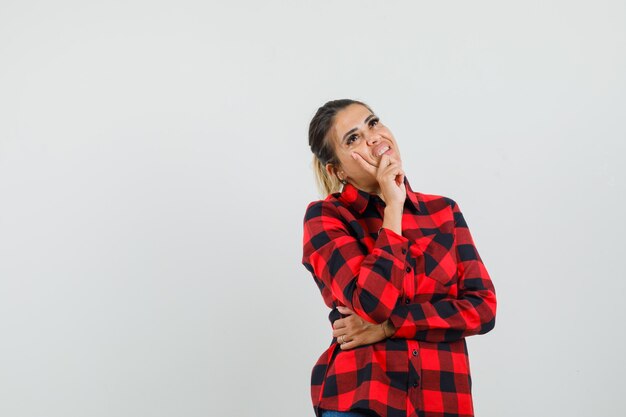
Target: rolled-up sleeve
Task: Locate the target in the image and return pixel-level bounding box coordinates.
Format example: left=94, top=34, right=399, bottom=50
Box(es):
left=302, top=200, right=414, bottom=324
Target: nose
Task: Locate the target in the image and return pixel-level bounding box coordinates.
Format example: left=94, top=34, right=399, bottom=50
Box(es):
left=366, top=134, right=380, bottom=146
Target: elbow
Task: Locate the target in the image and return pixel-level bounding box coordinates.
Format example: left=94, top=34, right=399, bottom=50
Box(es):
left=478, top=315, right=496, bottom=335
left=353, top=290, right=394, bottom=325
left=478, top=293, right=497, bottom=335
left=462, top=289, right=496, bottom=336
left=340, top=280, right=397, bottom=324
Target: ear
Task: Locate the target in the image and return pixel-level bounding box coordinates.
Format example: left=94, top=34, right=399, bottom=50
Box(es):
left=325, top=162, right=337, bottom=178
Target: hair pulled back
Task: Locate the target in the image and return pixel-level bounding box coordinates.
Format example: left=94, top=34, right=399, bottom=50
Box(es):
left=308, top=99, right=373, bottom=196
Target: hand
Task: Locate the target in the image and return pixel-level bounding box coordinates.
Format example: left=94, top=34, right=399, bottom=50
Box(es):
left=332, top=306, right=392, bottom=350
left=352, top=153, right=406, bottom=207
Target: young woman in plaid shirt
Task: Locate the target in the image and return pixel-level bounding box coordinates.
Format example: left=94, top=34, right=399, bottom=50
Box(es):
left=302, top=99, right=497, bottom=417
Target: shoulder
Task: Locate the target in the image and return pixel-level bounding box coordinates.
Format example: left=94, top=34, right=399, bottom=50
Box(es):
left=303, top=194, right=344, bottom=223
left=302, top=196, right=353, bottom=251
left=416, top=192, right=464, bottom=230
left=418, top=191, right=459, bottom=212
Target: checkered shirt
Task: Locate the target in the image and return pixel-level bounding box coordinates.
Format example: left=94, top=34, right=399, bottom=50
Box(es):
left=302, top=177, right=497, bottom=417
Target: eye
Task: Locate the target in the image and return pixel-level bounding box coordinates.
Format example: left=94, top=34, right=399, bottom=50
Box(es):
left=346, top=134, right=358, bottom=145
left=369, top=117, right=379, bottom=127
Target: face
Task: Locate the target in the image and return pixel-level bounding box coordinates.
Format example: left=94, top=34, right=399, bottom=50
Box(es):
left=326, top=103, right=402, bottom=193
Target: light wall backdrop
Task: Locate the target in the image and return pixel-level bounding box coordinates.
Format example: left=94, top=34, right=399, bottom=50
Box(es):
left=1, top=1, right=624, bottom=416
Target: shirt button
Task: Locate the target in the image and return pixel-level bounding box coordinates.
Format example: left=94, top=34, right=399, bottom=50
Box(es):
left=412, top=382, right=418, bottom=388
left=405, top=298, right=410, bottom=304
left=412, top=349, right=418, bottom=356
left=405, top=266, right=411, bottom=273
left=401, top=248, right=407, bottom=254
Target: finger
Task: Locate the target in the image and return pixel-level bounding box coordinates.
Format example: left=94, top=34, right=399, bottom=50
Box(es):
left=382, top=154, right=402, bottom=166
left=395, top=172, right=405, bottom=186
left=383, top=159, right=402, bottom=173
left=378, top=153, right=391, bottom=169
left=352, top=152, right=377, bottom=175
left=345, top=314, right=364, bottom=328
left=381, top=154, right=401, bottom=167
left=379, top=166, right=403, bottom=184
left=332, top=328, right=346, bottom=338
left=378, top=156, right=402, bottom=174
left=339, top=338, right=358, bottom=350
left=386, top=155, right=402, bottom=164
left=337, top=306, right=354, bottom=315
left=385, top=167, right=405, bottom=182
left=332, top=318, right=346, bottom=330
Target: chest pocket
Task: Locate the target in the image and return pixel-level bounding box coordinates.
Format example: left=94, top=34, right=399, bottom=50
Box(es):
left=414, top=232, right=458, bottom=287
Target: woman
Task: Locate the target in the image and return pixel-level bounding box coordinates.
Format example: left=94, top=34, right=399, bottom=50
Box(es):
left=302, top=99, right=497, bottom=417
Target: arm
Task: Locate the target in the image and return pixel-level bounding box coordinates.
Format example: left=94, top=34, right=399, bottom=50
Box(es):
left=302, top=200, right=417, bottom=324
left=386, top=199, right=497, bottom=343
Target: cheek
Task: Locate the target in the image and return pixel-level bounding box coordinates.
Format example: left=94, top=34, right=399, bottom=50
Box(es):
left=345, top=159, right=373, bottom=178
left=382, top=128, right=395, bottom=141
left=337, top=157, right=359, bottom=177
left=339, top=157, right=356, bottom=173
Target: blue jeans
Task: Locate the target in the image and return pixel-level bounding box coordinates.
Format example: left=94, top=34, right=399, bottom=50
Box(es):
left=320, top=410, right=372, bottom=417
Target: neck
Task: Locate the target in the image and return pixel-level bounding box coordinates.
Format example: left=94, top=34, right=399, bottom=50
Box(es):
left=350, top=181, right=381, bottom=197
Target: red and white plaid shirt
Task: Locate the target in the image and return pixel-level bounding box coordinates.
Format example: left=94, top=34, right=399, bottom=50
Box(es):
left=302, top=177, right=497, bottom=417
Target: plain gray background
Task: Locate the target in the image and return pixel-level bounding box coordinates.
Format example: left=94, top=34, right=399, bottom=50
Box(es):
left=1, top=1, right=624, bottom=416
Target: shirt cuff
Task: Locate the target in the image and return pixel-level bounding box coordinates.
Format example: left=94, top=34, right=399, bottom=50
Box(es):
left=388, top=304, right=418, bottom=339
left=376, top=227, right=410, bottom=259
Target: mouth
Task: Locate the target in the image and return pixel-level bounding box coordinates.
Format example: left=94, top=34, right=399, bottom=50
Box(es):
left=356, top=144, right=394, bottom=168
left=371, top=144, right=392, bottom=166
left=375, top=145, right=390, bottom=157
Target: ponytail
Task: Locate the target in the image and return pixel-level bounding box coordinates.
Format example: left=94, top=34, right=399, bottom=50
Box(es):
left=312, top=155, right=343, bottom=197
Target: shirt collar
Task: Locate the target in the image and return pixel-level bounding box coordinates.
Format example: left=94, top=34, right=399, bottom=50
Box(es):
left=337, top=176, right=422, bottom=214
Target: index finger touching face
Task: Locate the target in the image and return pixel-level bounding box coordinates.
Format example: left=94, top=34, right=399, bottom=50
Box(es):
left=351, top=152, right=377, bottom=174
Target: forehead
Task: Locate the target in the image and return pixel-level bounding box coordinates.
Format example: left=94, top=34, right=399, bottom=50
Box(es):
left=330, top=104, right=372, bottom=145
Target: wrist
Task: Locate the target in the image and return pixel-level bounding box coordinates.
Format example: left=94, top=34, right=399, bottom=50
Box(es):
left=384, top=320, right=396, bottom=338
left=381, top=320, right=395, bottom=338
left=384, top=202, right=403, bottom=212
left=382, top=205, right=403, bottom=236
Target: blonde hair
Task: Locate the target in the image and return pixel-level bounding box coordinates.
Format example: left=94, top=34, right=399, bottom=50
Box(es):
left=312, top=155, right=343, bottom=197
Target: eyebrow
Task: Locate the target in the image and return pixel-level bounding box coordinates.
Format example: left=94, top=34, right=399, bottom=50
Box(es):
left=341, top=114, right=376, bottom=144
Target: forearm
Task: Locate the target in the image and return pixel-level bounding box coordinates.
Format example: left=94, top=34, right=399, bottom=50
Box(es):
left=303, top=201, right=418, bottom=325
left=387, top=289, right=497, bottom=343
left=381, top=203, right=403, bottom=236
